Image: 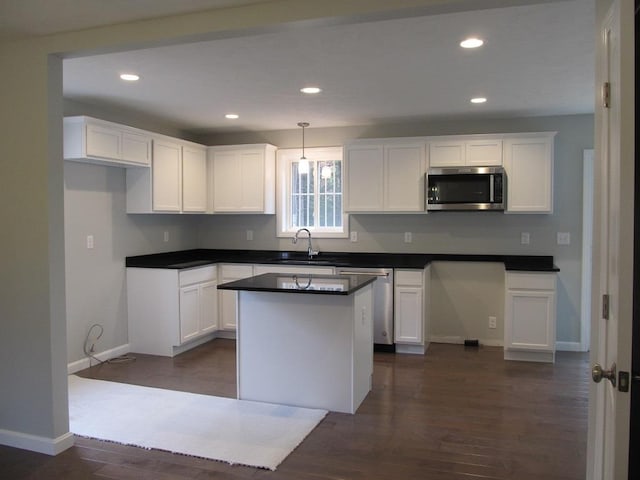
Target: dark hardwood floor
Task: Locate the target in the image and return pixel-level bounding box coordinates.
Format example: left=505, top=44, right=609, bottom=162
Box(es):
left=0, top=340, right=589, bottom=479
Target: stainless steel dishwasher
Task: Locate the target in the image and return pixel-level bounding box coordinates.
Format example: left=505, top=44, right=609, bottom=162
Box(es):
left=335, top=267, right=394, bottom=350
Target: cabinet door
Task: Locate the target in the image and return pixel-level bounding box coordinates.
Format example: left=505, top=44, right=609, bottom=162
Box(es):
left=504, top=136, right=553, bottom=213
left=179, top=284, right=200, bottom=344
left=465, top=139, right=503, bottom=166
left=182, top=145, right=207, bottom=212
left=239, top=150, right=265, bottom=212
left=199, top=281, right=218, bottom=334
left=152, top=140, right=182, bottom=211
left=428, top=141, right=465, bottom=167
left=122, top=131, right=152, bottom=166
left=86, top=123, right=121, bottom=160
left=218, top=264, right=254, bottom=331
left=345, top=145, right=384, bottom=211
left=394, top=286, right=423, bottom=344
left=212, top=151, right=240, bottom=211
left=384, top=144, right=425, bottom=211
left=505, top=289, right=555, bottom=351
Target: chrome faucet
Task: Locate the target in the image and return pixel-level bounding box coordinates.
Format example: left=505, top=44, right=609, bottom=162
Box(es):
left=293, top=228, right=319, bottom=258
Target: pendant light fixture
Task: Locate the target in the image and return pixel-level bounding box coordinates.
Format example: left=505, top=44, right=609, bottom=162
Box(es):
left=297, top=122, right=310, bottom=175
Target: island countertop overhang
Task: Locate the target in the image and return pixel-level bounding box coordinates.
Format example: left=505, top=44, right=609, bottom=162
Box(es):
left=217, top=272, right=377, bottom=295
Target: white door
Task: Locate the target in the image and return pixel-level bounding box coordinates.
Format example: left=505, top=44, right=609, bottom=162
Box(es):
left=587, top=2, right=633, bottom=478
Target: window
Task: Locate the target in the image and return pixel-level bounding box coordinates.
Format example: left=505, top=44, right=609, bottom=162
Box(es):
left=277, top=146, right=348, bottom=238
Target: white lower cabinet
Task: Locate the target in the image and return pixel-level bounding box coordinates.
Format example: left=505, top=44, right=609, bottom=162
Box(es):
left=127, top=265, right=218, bottom=357
left=394, top=266, right=430, bottom=354
left=218, top=264, right=254, bottom=331
left=504, top=271, right=557, bottom=363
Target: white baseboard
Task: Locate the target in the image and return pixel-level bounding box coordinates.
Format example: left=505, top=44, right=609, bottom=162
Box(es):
left=429, top=335, right=503, bottom=347
left=0, top=429, right=74, bottom=455
left=67, top=343, right=131, bottom=374
left=556, top=341, right=585, bottom=352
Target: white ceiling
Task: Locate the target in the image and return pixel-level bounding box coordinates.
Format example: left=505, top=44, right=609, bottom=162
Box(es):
left=13, top=0, right=595, bottom=135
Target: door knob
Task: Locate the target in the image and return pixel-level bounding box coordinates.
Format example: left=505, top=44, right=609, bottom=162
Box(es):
left=592, top=363, right=616, bottom=387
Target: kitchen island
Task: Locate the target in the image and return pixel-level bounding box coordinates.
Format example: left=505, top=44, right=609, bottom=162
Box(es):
left=218, top=273, right=375, bottom=414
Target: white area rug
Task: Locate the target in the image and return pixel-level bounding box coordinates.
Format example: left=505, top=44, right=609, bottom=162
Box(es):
left=68, top=375, right=327, bottom=470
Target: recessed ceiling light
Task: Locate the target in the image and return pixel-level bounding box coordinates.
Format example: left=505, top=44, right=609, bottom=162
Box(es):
left=300, top=86, right=322, bottom=94
left=470, top=97, right=487, bottom=104
left=119, top=73, right=140, bottom=81
left=460, top=38, right=484, bottom=49
left=225, top=113, right=239, bottom=119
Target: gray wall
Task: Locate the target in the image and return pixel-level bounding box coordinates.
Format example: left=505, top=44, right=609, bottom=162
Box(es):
left=64, top=162, right=200, bottom=363
left=197, top=113, right=594, bottom=345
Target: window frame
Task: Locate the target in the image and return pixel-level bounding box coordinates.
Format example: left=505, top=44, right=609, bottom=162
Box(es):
left=276, top=146, right=348, bottom=238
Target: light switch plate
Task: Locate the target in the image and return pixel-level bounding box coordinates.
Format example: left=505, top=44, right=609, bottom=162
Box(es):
left=521, top=232, right=530, bottom=245
left=246, top=230, right=254, bottom=241
left=350, top=231, right=358, bottom=242
left=557, top=232, right=571, bottom=245
left=404, top=232, right=412, bottom=243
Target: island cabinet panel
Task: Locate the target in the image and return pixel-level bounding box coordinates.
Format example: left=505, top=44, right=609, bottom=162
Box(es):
left=503, top=134, right=555, bottom=213
left=345, top=141, right=425, bottom=212
left=394, top=266, right=431, bottom=354
left=218, top=264, right=254, bottom=331
left=208, top=144, right=276, bottom=213
left=64, top=116, right=152, bottom=167
left=504, top=271, right=556, bottom=363
left=236, top=284, right=373, bottom=413
left=127, top=266, right=218, bottom=357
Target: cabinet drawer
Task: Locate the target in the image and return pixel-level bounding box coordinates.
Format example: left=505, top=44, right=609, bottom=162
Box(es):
left=506, top=272, right=556, bottom=290
left=395, top=269, right=423, bottom=286
left=179, top=266, right=217, bottom=286
left=220, top=264, right=254, bottom=280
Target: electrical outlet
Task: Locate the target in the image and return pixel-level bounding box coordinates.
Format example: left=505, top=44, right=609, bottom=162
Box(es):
left=163, top=231, right=169, bottom=242
left=86, top=235, right=94, bottom=249
left=404, top=232, right=412, bottom=243
left=489, top=316, right=497, bottom=329
left=520, top=232, right=530, bottom=245
left=350, top=231, right=358, bottom=242
left=246, top=230, right=254, bottom=241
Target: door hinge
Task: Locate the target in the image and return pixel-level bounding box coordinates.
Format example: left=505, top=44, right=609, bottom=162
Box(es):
left=602, top=293, right=610, bottom=320
left=602, top=82, right=611, bottom=108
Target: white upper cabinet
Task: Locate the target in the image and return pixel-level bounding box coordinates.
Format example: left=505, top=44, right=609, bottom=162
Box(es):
left=152, top=139, right=183, bottom=212
left=428, top=136, right=502, bottom=167
left=345, top=145, right=384, bottom=211
left=126, top=137, right=208, bottom=214
left=182, top=145, right=208, bottom=212
left=503, top=133, right=555, bottom=213
left=64, top=116, right=152, bottom=167
left=345, top=140, right=425, bottom=212
left=208, top=144, right=276, bottom=214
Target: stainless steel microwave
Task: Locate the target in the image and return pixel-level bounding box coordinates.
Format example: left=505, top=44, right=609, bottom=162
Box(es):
left=426, top=166, right=506, bottom=211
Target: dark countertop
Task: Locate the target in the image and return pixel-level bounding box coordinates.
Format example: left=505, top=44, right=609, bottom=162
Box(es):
left=217, top=272, right=377, bottom=296
left=126, top=248, right=560, bottom=272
